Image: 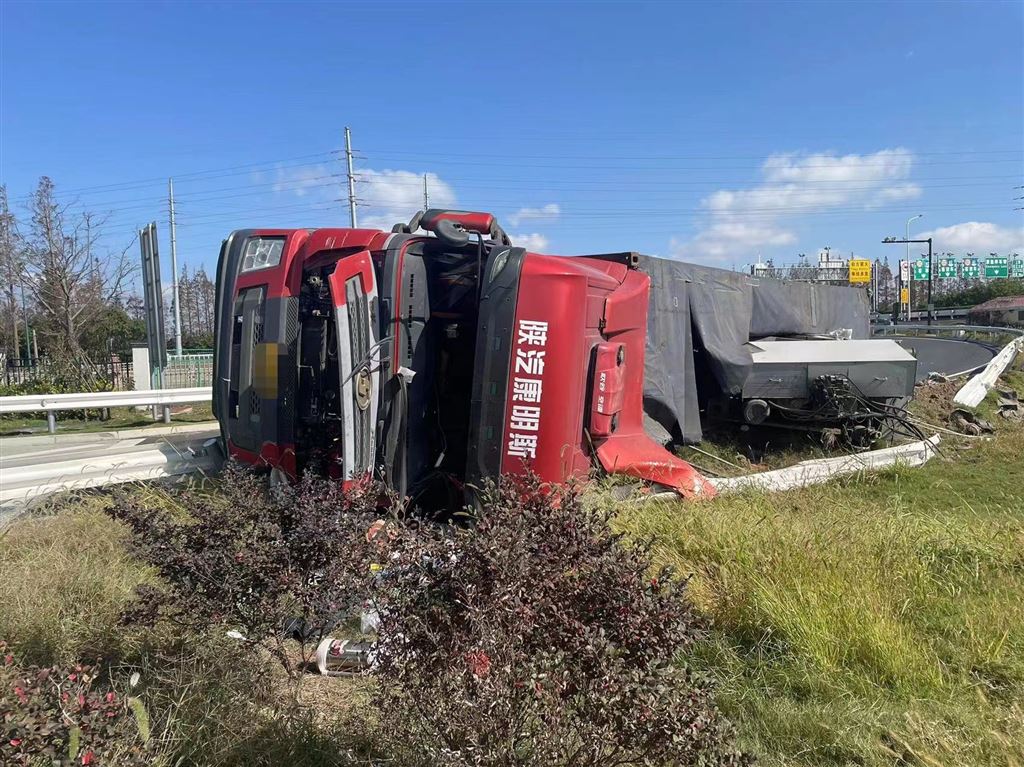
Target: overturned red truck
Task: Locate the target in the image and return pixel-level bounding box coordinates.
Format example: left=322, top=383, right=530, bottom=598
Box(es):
left=214, top=209, right=913, bottom=510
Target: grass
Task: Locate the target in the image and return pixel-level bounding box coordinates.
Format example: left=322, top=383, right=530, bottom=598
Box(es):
left=0, top=490, right=376, bottom=766
left=610, top=362, right=1024, bottom=766
left=0, top=499, right=152, bottom=664
left=0, top=403, right=215, bottom=436
left=1, top=359, right=1021, bottom=765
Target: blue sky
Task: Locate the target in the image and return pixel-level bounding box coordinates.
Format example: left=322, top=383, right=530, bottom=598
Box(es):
left=2, top=0, right=1022, bottom=282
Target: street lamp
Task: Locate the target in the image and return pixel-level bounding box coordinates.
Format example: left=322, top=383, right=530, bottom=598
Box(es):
left=906, top=214, right=923, bottom=320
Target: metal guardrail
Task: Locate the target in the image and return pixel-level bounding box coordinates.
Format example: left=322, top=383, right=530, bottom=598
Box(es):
left=0, top=423, right=222, bottom=515
left=0, top=387, right=212, bottom=433
left=870, top=307, right=972, bottom=322
left=953, top=336, right=1024, bottom=408
left=873, top=323, right=1024, bottom=338
left=871, top=308, right=972, bottom=322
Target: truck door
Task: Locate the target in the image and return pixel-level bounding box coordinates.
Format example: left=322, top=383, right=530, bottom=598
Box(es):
left=326, top=250, right=380, bottom=480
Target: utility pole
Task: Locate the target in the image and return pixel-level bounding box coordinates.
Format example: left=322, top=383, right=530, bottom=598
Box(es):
left=84, top=213, right=92, bottom=267
left=345, top=127, right=358, bottom=228
left=423, top=174, right=430, bottom=210
left=925, top=237, right=934, bottom=325
left=20, top=284, right=30, bottom=363
left=168, top=178, right=183, bottom=356
left=905, top=214, right=923, bottom=321
left=870, top=260, right=877, bottom=312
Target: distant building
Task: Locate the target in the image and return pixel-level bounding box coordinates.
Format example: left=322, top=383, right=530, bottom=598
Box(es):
left=749, top=248, right=854, bottom=285
left=967, top=295, right=1024, bottom=327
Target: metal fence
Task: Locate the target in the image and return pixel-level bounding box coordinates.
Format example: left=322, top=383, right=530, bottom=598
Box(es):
left=155, top=351, right=214, bottom=389
left=3, top=357, right=134, bottom=390
left=4, top=351, right=214, bottom=392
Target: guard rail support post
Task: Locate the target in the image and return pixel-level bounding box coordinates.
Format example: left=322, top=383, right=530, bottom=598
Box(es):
left=162, top=405, right=171, bottom=424
left=47, top=413, right=56, bottom=434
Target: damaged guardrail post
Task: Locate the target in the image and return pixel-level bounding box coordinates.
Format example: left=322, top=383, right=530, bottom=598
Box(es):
left=641, top=435, right=943, bottom=502
left=953, top=335, right=1024, bottom=409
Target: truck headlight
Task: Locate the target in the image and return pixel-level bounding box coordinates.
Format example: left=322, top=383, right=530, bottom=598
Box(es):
left=488, top=248, right=511, bottom=285
left=240, top=236, right=285, bottom=273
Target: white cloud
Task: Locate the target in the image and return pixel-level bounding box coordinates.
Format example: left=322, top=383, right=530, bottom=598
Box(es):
left=270, top=164, right=457, bottom=231
left=510, top=233, right=549, bottom=252
left=871, top=183, right=922, bottom=205
left=507, top=203, right=560, bottom=227
left=672, top=223, right=795, bottom=261
left=271, top=164, right=333, bottom=197
left=357, top=169, right=457, bottom=230
left=918, top=221, right=1024, bottom=252
left=673, top=148, right=919, bottom=262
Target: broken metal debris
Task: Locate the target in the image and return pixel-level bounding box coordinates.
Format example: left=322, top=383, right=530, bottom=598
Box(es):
left=949, top=408, right=995, bottom=436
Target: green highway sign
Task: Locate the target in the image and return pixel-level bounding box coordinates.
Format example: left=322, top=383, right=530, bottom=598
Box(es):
left=936, top=257, right=958, bottom=279
left=912, top=258, right=930, bottom=280
left=961, top=257, right=981, bottom=279
left=1011, top=257, right=1024, bottom=278
left=985, top=256, right=1008, bottom=278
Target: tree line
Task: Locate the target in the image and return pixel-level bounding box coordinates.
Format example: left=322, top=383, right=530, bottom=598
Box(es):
left=1, top=178, right=216, bottom=385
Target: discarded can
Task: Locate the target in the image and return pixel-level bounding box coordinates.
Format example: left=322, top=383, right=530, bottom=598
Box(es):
left=315, top=636, right=374, bottom=676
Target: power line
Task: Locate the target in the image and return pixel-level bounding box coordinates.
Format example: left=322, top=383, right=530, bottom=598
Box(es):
left=355, top=147, right=1024, bottom=162
left=357, top=155, right=1024, bottom=171
left=10, top=152, right=337, bottom=202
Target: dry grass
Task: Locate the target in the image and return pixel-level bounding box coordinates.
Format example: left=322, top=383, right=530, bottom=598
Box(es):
left=0, top=489, right=378, bottom=766
left=0, top=495, right=151, bottom=665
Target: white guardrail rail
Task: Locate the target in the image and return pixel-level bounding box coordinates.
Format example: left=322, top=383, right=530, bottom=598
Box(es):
left=0, top=387, right=213, bottom=433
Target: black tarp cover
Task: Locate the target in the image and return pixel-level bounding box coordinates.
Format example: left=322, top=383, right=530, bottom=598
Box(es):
left=636, top=256, right=871, bottom=444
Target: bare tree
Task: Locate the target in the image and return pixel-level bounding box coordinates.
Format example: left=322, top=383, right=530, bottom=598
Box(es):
left=21, top=177, right=136, bottom=381
left=0, top=184, right=25, bottom=360
left=173, top=264, right=216, bottom=346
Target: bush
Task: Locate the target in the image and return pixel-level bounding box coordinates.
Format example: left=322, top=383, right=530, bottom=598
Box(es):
left=0, top=645, right=151, bottom=766
left=109, top=467, right=744, bottom=765
left=107, top=465, right=384, bottom=687
left=370, top=475, right=747, bottom=766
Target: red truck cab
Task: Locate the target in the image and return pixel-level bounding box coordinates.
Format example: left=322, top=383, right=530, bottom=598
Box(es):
left=213, top=210, right=709, bottom=512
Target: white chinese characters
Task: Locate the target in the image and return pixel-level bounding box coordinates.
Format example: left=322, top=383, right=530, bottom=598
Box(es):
left=507, top=319, right=549, bottom=459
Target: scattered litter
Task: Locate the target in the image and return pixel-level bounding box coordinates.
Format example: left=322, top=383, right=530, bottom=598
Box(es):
left=315, top=636, right=374, bottom=675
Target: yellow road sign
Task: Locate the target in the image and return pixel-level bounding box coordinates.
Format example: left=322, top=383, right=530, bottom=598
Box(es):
left=848, top=259, right=872, bottom=284
left=900, top=287, right=910, bottom=304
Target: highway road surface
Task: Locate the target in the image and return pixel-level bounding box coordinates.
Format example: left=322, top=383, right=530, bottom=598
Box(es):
left=889, top=336, right=996, bottom=382
left=0, top=422, right=221, bottom=523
